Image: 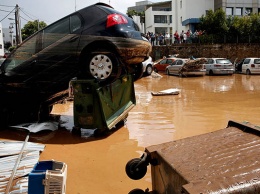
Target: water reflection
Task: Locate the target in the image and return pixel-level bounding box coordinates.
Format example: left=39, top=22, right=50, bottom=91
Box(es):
left=126, top=74, right=260, bottom=147
left=51, top=74, right=260, bottom=148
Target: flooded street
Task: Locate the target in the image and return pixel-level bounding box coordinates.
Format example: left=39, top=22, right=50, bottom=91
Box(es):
left=1, top=73, right=260, bottom=193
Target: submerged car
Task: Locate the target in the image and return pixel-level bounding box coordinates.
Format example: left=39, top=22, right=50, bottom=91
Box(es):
left=204, top=58, right=234, bottom=75
left=165, top=58, right=206, bottom=77
left=0, top=3, right=151, bottom=126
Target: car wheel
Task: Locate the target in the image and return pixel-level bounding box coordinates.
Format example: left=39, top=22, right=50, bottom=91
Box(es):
left=145, top=65, right=153, bottom=76
left=209, top=70, right=214, bottom=76
left=84, top=50, right=122, bottom=84
left=166, top=69, right=170, bottom=75
left=132, top=63, right=144, bottom=81
left=153, top=67, right=158, bottom=73
left=246, top=69, right=251, bottom=75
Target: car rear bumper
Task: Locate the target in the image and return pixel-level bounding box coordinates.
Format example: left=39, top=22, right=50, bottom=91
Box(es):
left=184, top=71, right=205, bottom=76
left=115, top=38, right=152, bottom=65
left=210, top=69, right=234, bottom=75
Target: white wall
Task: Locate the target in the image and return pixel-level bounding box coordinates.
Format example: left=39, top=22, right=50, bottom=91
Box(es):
left=173, top=0, right=214, bottom=32
left=145, top=0, right=214, bottom=36
left=0, top=23, right=4, bottom=57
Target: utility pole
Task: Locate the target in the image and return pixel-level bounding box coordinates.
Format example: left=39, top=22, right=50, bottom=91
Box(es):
left=14, top=4, right=22, bottom=46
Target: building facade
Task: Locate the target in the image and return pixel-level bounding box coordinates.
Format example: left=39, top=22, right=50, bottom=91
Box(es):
left=0, top=23, right=4, bottom=57
left=145, top=0, right=214, bottom=36
left=129, top=0, right=260, bottom=40
left=215, top=0, right=260, bottom=16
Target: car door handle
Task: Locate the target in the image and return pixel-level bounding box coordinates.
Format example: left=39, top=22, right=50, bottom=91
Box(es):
left=69, top=36, right=79, bottom=42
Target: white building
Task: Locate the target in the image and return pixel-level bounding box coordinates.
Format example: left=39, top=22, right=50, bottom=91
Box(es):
left=144, top=0, right=260, bottom=38
left=145, top=0, right=214, bottom=36
left=0, top=23, right=4, bottom=57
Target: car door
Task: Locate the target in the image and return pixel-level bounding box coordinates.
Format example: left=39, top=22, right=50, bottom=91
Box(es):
left=169, top=60, right=179, bottom=75
left=242, top=58, right=250, bottom=74
left=205, top=58, right=214, bottom=73
left=29, top=14, right=82, bottom=91
left=155, top=59, right=167, bottom=71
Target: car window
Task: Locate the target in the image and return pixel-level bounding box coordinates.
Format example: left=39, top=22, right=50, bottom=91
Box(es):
left=177, top=60, right=183, bottom=65
left=160, top=59, right=167, bottom=64
left=172, top=61, right=177, bottom=65
left=254, top=59, right=260, bottom=64
left=166, top=59, right=173, bottom=65
left=216, top=59, right=231, bottom=64
left=207, top=59, right=213, bottom=64
left=70, top=15, right=82, bottom=32
left=3, top=34, right=38, bottom=72
left=243, top=59, right=250, bottom=64
left=42, top=17, right=70, bottom=49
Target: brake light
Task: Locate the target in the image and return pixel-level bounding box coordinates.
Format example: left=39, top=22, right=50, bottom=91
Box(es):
left=106, top=13, right=128, bottom=28
left=214, top=64, right=221, bottom=67
left=251, top=64, right=255, bottom=68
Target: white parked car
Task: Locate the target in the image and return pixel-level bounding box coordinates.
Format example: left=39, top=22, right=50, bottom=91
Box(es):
left=142, top=56, right=154, bottom=76
left=165, top=58, right=205, bottom=77
left=204, top=58, right=234, bottom=75
left=236, top=58, right=260, bottom=75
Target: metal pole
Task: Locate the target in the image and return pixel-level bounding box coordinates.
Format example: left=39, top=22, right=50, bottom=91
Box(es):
left=5, top=133, right=30, bottom=194
left=14, top=5, right=19, bottom=46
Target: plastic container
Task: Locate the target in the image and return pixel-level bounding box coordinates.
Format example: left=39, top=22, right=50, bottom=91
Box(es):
left=28, top=160, right=67, bottom=194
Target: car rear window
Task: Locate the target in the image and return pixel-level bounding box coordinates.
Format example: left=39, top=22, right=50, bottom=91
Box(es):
left=216, top=59, right=231, bottom=64
left=254, top=59, right=260, bottom=64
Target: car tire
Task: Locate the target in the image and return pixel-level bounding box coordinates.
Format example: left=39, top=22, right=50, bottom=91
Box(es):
left=209, top=70, right=214, bottom=76
left=83, top=49, right=122, bottom=84
left=166, top=69, right=170, bottom=75
left=132, top=63, right=144, bottom=81
left=246, top=69, right=251, bottom=75
left=153, top=67, right=158, bottom=73
left=145, top=65, right=153, bottom=76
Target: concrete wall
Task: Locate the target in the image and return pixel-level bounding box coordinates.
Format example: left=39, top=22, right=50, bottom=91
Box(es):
left=151, top=43, right=260, bottom=63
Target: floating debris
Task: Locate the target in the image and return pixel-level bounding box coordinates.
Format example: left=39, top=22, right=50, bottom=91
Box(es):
left=151, top=88, right=180, bottom=96
left=0, top=140, right=45, bottom=193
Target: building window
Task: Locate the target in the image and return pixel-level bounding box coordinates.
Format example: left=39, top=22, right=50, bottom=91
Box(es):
left=169, top=15, right=172, bottom=23
left=226, top=7, right=233, bottom=16
left=235, top=8, right=242, bottom=16
left=154, top=15, right=168, bottom=23
left=245, top=8, right=252, bottom=15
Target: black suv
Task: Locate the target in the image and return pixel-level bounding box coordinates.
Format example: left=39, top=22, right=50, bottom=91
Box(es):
left=0, top=3, right=151, bottom=126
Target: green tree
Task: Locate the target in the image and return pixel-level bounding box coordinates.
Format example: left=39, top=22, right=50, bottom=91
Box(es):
left=127, top=10, right=145, bottom=23
left=199, top=9, right=228, bottom=35
left=21, top=20, right=47, bottom=40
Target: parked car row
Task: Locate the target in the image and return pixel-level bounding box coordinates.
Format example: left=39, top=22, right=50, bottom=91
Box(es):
left=151, top=56, right=260, bottom=77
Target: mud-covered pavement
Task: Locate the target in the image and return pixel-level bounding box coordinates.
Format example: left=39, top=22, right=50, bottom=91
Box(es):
left=0, top=73, right=260, bottom=194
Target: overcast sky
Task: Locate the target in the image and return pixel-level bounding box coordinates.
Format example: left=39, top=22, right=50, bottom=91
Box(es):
left=0, top=0, right=163, bottom=28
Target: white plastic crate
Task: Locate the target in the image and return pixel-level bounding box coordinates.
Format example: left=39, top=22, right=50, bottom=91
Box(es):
left=28, top=160, right=67, bottom=194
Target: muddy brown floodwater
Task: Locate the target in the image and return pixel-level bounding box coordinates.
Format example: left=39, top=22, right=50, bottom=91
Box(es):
left=1, top=73, right=260, bottom=194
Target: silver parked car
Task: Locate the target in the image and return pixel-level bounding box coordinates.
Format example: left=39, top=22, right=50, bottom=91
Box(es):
left=165, top=58, right=205, bottom=77
left=205, top=58, right=234, bottom=75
